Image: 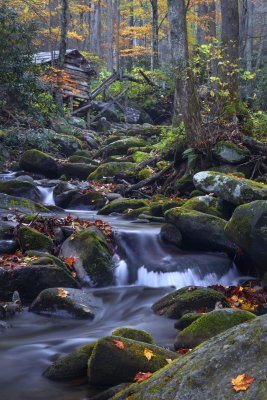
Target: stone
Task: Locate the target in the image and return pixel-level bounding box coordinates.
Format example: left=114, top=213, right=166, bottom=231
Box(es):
left=67, top=116, right=87, bottom=130
left=88, top=162, right=136, bottom=181
left=225, top=200, right=267, bottom=275
left=58, top=163, right=95, bottom=180
left=174, top=312, right=203, bottom=330
left=30, top=287, right=103, bottom=319
left=160, top=224, right=182, bottom=247
left=20, top=149, right=58, bottom=178
left=213, top=141, right=250, bottom=164
left=112, top=328, right=154, bottom=344
left=59, top=228, right=113, bottom=286
left=0, top=180, right=41, bottom=202
left=68, top=155, right=98, bottom=165
left=152, top=286, right=227, bottom=319
left=98, top=199, right=148, bottom=215
left=165, top=207, right=235, bottom=253
left=174, top=308, right=255, bottom=349
left=182, top=195, right=225, bottom=218
left=88, top=336, right=178, bottom=386
left=193, top=171, right=267, bottom=205
left=18, top=226, right=54, bottom=253
left=101, top=138, right=147, bottom=157
left=68, top=191, right=107, bottom=210
left=0, top=193, right=49, bottom=214
left=112, top=314, right=267, bottom=400
left=0, top=240, right=18, bottom=254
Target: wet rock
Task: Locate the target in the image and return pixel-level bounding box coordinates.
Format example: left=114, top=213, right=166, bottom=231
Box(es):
left=174, top=312, right=203, bottom=330
left=15, top=175, right=34, bottom=183
left=26, top=251, right=70, bottom=272
left=0, top=266, right=80, bottom=302
left=152, top=286, right=227, bottom=319
left=0, top=221, right=17, bottom=239
left=0, top=180, right=41, bottom=202
left=112, top=328, right=154, bottom=344
left=98, top=199, right=148, bottom=215
left=193, top=171, right=267, bottom=205
left=88, top=336, right=178, bottom=386
left=69, top=155, right=98, bottom=165
left=30, top=288, right=103, bottom=319
left=0, top=239, right=18, bottom=254
left=225, top=200, right=267, bottom=276
left=68, top=191, right=107, bottom=210
left=165, top=207, right=235, bottom=253
left=213, top=141, right=250, bottom=164
left=174, top=308, right=255, bottom=349
left=44, top=342, right=96, bottom=380
left=20, top=149, right=58, bottom=178
left=182, top=195, right=226, bottom=218
left=58, top=163, right=95, bottom=180
left=59, top=228, right=113, bottom=286
left=88, top=162, right=136, bottom=181
left=101, top=138, right=147, bottom=157
left=90, top=383, right=130, bottom=400
left=160, top=224, right=182, bottom=247
left=18, top=226, right=53, bottom=253
left=113, top=314, right=267, bottom=400
left=0, top=193, right=49, bottom=214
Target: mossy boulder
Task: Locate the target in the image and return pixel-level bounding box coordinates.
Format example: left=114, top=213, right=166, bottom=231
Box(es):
left=121, top=206, right=150, bottom=220
left=0, top=193, right=49, bottom=214
left=193, top=171, right=267, bottom=205
left=67, top=116, right=87, bottom=130
left=160, top=224, right=182, bottom=247
left=58, top=163, right=95, bottom=180
left=67, top=191, right=107, bottom=210
left=20, top=149, right=58, bottom=178
left=50, top=116, right=74, bottom=135
left=98, top=199, right=148, bottom=215
left=182, top=195, right=226, bottom=218
left=225, top=200, right=267, bottom=275
left=0, top=180, right=41, bottom=202
left=152, top=286, right=227, bottom=319
left=174, top=312, right=203, bottom=330
left=88, top=162, right=136, bottom=181
left=174, top=175, right=194, bottom=196
left=18, top=226, right=54, bottom=253
left=29, top=287, right=103, bottom=319
left=26, top=251, right=69, bottom=272
left=0, top=221, right=17, bottom=240
left=165, top=207, right=234, bottom=253
left=44, top=342, right=96, bottom=380
left=68, top=155, right=98, bottom=165
left=138, top=167, right=154, bottom=180
left=88, top=336, right=178, bottom=386
left=175, top=308, right=255, bottom=349
left=213, top=141, right=250, bottom=164
left=0, top=266, right=80, bottom=302
left=59, top=229, right=113, bottom=286
left=102, top=138, right=147, bottom=157
left=112, top=314, right=267, bottom=400
left=129, top=151, right=151, bottom=163
left=112, top=328, right=154, bottom=344
left=150, top=199, right=185, bottom=217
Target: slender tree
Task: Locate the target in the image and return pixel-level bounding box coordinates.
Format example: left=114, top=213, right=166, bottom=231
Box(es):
left=57, top=0, right=69, bottom=112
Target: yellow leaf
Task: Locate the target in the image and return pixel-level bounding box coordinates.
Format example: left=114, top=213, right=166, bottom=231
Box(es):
left=57, top=288, right=69, bottom=298
left=231, top=374, right=254, bottom=392
left=144, top=348, right=155, bottom=361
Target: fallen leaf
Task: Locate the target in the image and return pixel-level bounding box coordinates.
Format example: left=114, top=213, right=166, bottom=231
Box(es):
left=57, top=288, right=69, bottom=298
left=144, top=348, right=155, bottom=360
left=176, top=348, right=192, bottom=355
left=134, top=372, right=153, bottom=382
left=166, top=358, right=173, bottom=364
left=231, top=374, right=254, bottom=392
left=113, top=339, right=125, bottom=349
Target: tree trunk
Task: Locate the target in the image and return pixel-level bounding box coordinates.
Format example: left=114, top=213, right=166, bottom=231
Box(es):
left=114, top=0, right=120, bottom=72
left=57, top=0, right=69, bottom=113
left=107, top=0, right=113, bottom=71
left=150, top=0, right=159, bottom=70
left=168, top=0, right=202, bottom=144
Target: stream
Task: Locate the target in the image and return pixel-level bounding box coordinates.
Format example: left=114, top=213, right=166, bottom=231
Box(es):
left=0, top=179, right=245, bottom=400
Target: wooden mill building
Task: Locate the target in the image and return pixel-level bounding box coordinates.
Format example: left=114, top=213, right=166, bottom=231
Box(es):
left=34, top=49, right=97, bottom=103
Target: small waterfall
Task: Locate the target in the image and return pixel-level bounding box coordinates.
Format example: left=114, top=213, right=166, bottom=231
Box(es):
left=114, top=255, right=129, bottom=285
left=37, top=186, right=55, bottom=206
left=0, top=172, right=18, bottom=180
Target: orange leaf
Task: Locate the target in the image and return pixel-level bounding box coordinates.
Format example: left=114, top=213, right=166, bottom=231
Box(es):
left=231, top=374, right=254, bottom=392
left=57, top=288, right=69, bottom=298
left=144, top=348, right=155, bottom=360
left=113, top=340, right=125, bottom=349
left=64, top=256, right=77, bottom=267
left=134, top=372, right=153, bottom=382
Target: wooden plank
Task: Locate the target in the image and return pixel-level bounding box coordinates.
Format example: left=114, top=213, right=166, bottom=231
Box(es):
left=64, top=63, right=93, bottom=74
left=63, top=90, right=90, bottom=99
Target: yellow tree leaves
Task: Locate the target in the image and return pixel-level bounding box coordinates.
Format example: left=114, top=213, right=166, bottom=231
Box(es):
left=231, top=374, right=255, bottom=392
left=144, top=348, right=155, bottom=361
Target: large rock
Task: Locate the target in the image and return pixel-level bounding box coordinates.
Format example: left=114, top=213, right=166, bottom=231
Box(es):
left=182, top=195, right=225, bottom=218
left=30, top=288, right=103, bottom=319
left=213, top=141, right=250, bottom=164
left=0, top=193, right=49, bottom=214
left=112, top=328, right=154, bottom=344
left=152, top=286, right=227, bottom=319
left=88, top=336, right=178, bottom=386
left=225, top=200, right=267, bottom=275
left=88, top=162, right=136, bottom=181
left=58, top=163, right=95, bottom=180
left=44, top=342, right=96, bottom=380
left=102, top=138, right=147, bottom=157
left=165, top=207, right=234, bottom=253
left=20, top=149, right=58, bottom=178
left=0, top=180, right=41, bottom=202
left=112, top=314, right=267, bottom=400
left=18, top=226, right=54, bottom=253
left=174, top=308, right=255, bottom=349
left=59, top=229, right=113, bottom=286
left=98, top=199, right=148, bottom=215
left=68, top=191, right=107, bottom=210
left=193, top=171, right=267, bottom=205
left=0, top=266, right=80, bottom=302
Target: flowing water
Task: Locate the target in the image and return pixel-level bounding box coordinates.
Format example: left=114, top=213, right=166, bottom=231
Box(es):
left=0, top=177, right=245, bottom=400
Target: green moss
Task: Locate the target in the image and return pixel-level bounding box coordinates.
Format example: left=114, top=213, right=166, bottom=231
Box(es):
left=18, top=226, right=54, bottom=253
left=98, top=199, right=148, bottom=215
left=122, top=206, right=150, bottom=220
left=68, top=155, right=98, bottom=165
left=112, top=328, right=154, bottom=344
left=0, top=193, right=49, bottom=214
left=174, top=312, right=203, bottom=330
left=130, top=151, right=151, bottom=163
left=138, top=167, right=154, bottom=180
left=182, top=196, right=224, bottom=218
left=88, top=162, right=136, bottom=181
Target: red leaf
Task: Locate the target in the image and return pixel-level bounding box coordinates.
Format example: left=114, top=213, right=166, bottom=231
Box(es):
left=134, top=372, right=153, bottom=382
left=113, top=340, right=125, bottom=349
